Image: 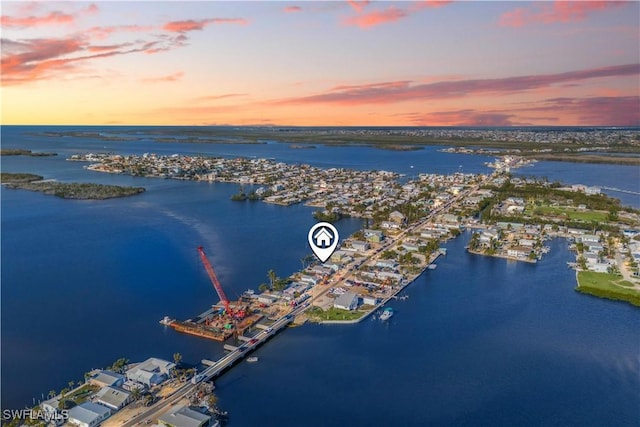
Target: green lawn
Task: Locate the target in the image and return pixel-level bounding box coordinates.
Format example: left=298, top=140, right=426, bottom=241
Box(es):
left=576, top=271, right=640, bottom=306
left=308, top=307, right=365, bottom=321
left=528, top=205, right=609, bottom=222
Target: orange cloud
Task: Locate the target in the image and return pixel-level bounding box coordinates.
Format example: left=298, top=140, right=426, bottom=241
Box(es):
left=500, top=1, right=627, bottom=27
left=283, top=6, right=302, bottom=13
left=142, top=72, right=184, bottom=82
left=162, top=18, right=248, bottom=33
left=194, top=93, right=248, bottom=102
left=275, top=64, right=640, bottom=105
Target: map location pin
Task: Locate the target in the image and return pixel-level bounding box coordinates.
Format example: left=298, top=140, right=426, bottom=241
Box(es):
left=308, top=222, right=339, bottom=263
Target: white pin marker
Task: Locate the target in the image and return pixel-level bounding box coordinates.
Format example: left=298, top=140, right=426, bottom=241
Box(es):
left=308, top=222, right=339, bottom=263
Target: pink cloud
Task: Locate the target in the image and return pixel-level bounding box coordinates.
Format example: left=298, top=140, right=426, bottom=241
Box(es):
left=85, top=25, right=154, bottom=40
left=284, top=6, right=302, bottom=13
left=1, top=11, right=75, bottom=28
left=343, top=6, right=408, bottom=28
left=342, top=0, right=452, bottom=28
left=518, top=96, right=640, bottom=126
left=500, top=1, right=627, bottom=27
left=143, top=71, right=184, bottom=82
left=1, top=34, right=183, bottom=85
left=1, top=4, right=98, bottom=29
left=162, top=18, right=248, bottom=33
left=347, top=1, right=371, bottom=13
left=275, top=63, right=640, bottom=105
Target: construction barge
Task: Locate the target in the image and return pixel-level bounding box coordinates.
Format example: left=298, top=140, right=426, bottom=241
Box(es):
left=162, top=247, right=277, bottom=342
left=165, top=304, right=265, bottom=342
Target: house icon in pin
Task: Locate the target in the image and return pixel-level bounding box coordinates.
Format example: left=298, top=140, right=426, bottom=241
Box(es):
left=313, top=227, right=333, bottom=248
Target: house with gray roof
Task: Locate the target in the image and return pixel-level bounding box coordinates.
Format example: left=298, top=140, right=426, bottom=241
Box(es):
left=89, top=370, right=125, bottom=388
left=126, top=358, right=175, bottom=388
left=68, top=402, right=111, bottom=427
left=95, top=386, right=132, bottom=411
left=158, top=405, right=211, bottom=427
left=333, top=291, right=359, bottom=311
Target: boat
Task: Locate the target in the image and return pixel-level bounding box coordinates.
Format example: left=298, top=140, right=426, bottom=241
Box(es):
left=428, top=264, right=437, bottom=270
left=247, top=357, right=259, bottom=363
left=159, top=316, right=174, bottom=325
left=379, top=307, right=393, bottom=321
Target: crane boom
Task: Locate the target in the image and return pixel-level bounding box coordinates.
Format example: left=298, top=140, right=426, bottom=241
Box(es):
left=197, top=246, right=232, bottom=316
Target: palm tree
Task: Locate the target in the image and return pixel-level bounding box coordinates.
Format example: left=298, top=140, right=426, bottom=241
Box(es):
left=173, top=352, right=183, bottom=367
left=68, top=381, right=75, bottom=391
left=48, top=390, right=56, bottom=399
left=267, top=269, right=277, bottom=289
left=130, top=387, right=142, bottom=403
left=207, top=393, right=218, bottom=409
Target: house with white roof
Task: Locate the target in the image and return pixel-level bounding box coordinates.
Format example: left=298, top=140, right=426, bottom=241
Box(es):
left=68, top=402, right=111, bottom=427
left=125, top=358, right=175, bottom=388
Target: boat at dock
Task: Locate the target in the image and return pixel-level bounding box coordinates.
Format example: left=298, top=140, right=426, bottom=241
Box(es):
left=159, top=316, right=174, bottom=325
left=380, top=307, right=394, bottom=321
left=247, top=357, right=259, bottom=363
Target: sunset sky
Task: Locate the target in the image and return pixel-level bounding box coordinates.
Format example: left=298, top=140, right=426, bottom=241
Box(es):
left=2, top=1, right=639, bottom=126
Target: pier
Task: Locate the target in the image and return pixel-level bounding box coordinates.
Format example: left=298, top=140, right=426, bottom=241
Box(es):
left=599, top=186, right=640, bottom=196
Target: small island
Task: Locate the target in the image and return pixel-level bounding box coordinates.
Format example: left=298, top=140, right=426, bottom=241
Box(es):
left=1, top=173, right=145, bottom=200
left=1, top=148, right=57, bottom=157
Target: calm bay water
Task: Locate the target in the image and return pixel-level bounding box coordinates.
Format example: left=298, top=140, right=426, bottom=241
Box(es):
left=1, top=126, right=639, bottom=425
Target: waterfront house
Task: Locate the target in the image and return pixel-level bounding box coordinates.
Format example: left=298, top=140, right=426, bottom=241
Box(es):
left=361, top=295, right=378, bottom=306
left=334, top=291, right=359, bottom=311
left=41, top=397, right=60, bottom=418
left=507, top=246, right=532, bottom=258
left=299, top=274, right=319, bottom=286
left=68, top=402, right=111, bottom=427
left=89, top=370, right=125, bottom=388
left=95, top=386, right=132, bottom=411
left=125, top=358, right=175, bottom=388
left=375, top=260, right=398, bottom=270
left=158, top=405, right=211, bottom=427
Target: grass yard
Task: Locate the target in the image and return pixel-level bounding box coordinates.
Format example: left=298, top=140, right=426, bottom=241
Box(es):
left=528, top=205, right=609, bottom=222
left=307, top=306, right=365, bottom=322
left=576, top=271, right=640, bottom=306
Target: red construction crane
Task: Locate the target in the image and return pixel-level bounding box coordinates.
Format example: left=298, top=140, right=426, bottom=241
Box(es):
left=197, top=246, right=233, bottom=317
